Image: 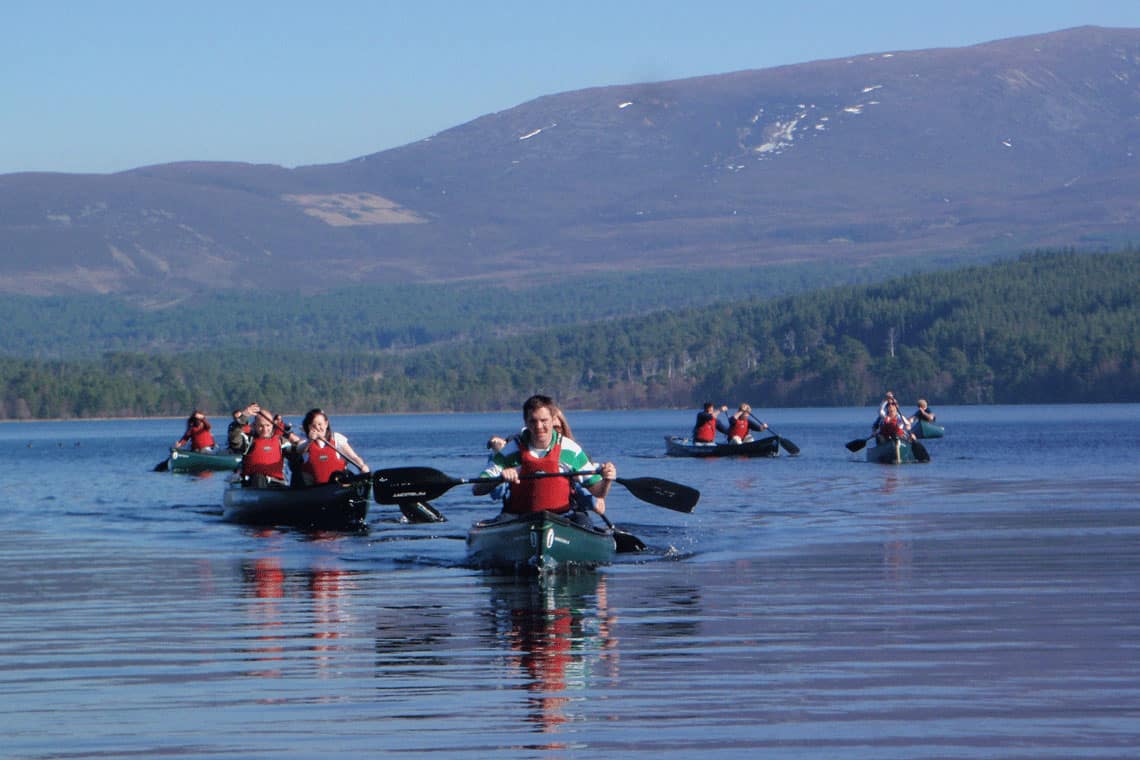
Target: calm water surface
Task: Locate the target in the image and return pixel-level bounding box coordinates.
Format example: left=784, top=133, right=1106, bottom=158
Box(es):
left=1, top=405, right=1138, bottom=758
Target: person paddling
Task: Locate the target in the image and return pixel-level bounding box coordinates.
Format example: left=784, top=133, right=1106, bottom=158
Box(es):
left=238, top=408, right=302, bottom=486
left=474, top=394, right=616, bottom=519
left=174, top=410, right=216, bottom=452
left=296, top=408, right=369, bottom=486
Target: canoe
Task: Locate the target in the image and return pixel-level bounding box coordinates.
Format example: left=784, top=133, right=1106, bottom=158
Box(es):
left=466, top=510, right=616, bottom=573
left=167, top=447, right=242, bottom=473
left=914, top=419, right=945, bottom=439
left=222, top=476, right=370, bottom=530
left=664, top=435, right=779, bottom=458
left=865, top=438, right=918, bottom=465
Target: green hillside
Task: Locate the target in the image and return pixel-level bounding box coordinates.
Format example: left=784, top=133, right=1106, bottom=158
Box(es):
left=1, top=249, right=1136, bottom=419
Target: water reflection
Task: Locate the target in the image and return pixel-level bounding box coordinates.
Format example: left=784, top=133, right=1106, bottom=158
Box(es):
left=480, top=574, right=619, bottom=743
left=239, top=556, right=359, bottom=681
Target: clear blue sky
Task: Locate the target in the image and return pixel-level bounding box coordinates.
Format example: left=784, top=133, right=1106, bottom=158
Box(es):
left=3, top=1, right=1136, bottom=175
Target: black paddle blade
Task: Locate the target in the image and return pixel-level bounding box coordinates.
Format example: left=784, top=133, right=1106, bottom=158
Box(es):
left=617, top=476, right=700, bottom=513
left=153, top=459, right=170, bottom=472
left=614, top=529, right=647, bottom=553
left=777, top=437, right=801, bottom=456
left=372, top=467, right=464, bottom=504
left=398, top=501, right=447, bottom=523
left=912, top=440, right=931, bottom=463
left=845, top=437, right=869, bottom=452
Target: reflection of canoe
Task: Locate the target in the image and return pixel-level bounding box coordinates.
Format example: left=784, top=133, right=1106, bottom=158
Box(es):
left=914, top=420, right=945, bottom=439
left=167, top=447, right=242, bottom=473
left=664, top=435, right=779, bottom=458
left=866, top=438, right=918, bottom=464
left=222, top=477, right=370, bottom=530
left=466, top=511, right=616, bottom=573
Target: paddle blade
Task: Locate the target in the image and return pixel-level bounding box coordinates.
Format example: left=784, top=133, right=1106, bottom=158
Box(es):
left=398, top=501, right=447, bottom=523
left=617, top=476, right=700, bottom=513
left=845, top=437, right=869, bottom=452
left=614, top=529, right=647, bottom=553
left=777, top=437, right=801, bottom=456
left=154, top=459, right=169, bottom=472
left=372, top=467, right=463, bottom=504
left=912, top=440, right=931, bottom=463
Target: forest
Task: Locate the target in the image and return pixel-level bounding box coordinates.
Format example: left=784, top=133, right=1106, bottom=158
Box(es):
left=1, top=249, right=1136, bottom=419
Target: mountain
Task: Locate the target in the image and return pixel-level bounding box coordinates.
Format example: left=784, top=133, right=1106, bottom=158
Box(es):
left=2, top=26, right=1139, bottom=297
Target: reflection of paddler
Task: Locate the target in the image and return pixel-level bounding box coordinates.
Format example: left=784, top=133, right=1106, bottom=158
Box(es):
left=252, top=557, right=285, bottom=599
left=486, top=574, right=616, bottom=736
left=310, top=568, right=348, bottom=650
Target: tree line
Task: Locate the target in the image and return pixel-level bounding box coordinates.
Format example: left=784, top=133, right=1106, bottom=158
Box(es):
left=1, top=248, right=1135, bottom=419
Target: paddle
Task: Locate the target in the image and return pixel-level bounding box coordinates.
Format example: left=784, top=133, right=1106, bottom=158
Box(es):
left=372, top=466, right=700, bottom=513
left=594, top=509, right=648, bottom=553
left=912, top=438, right=931, bottom=463
left=845, top=435, right=873, bottom=452
left=154, top=456, right=170, bottom=472
left=749, top=412, right=799, bottom=456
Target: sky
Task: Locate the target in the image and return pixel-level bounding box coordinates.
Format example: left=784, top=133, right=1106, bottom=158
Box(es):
left=3, top=1, right=1137, bottom=175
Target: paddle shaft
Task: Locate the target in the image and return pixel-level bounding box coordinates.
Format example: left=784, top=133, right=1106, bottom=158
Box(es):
left=372, top=466, right=699, bottom=513
left=750, top=412, right=799, bottom=455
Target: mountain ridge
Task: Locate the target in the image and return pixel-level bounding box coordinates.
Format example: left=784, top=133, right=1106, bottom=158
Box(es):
left=2, top=25, right=1138, bottom=296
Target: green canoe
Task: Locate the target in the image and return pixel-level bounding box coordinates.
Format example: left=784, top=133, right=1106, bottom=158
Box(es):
left=222, top=476, right=370, bottom=530
left=664, top=435, right=779, bottom=458
left=466, top=510, right=617, bottom=573
left=914, top=420, right=945, bottom=439
left=167, top=447, right=242, bottom=473
left=865, top=438, right=919, bottom=464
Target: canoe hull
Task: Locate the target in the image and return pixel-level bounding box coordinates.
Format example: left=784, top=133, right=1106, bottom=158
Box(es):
left=168, top=447, right=242, bottom=473
left=915, top=420, right=945, bottom=439
left=466, top=511, right=616, bottom=573
left=222, top=477, right=370, bottom=530
left=866, top=438, right=918, bottom=464
left=664, top=435, right=779, bottom=458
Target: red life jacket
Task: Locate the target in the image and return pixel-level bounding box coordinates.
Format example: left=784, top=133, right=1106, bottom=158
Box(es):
left=694, top=414, right=717, bottom=443
left=302, top=440, right=344, bottom=485
left=879, top=416, right=903, bottom=439
left=506, top=438, right=570, bottom=515
left=243, top=437, right=286, bottom=480
left=190, top=422, right=215, bottom=451
left=728, top=416, right=750, bottom=439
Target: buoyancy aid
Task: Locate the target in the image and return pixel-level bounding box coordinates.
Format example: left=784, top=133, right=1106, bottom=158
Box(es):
left=506, top=437, right=571, bottom=514
left=189, top=422, right=215, bottom=451
left=694, top=414, right=718, bottom=443
left=302, top=440, right=344, bottom=485
left=728, top=416, right=751, bottom=440
left=878, top=416, right=903, bottom=439
left=243, top=436, right=286, bottom=480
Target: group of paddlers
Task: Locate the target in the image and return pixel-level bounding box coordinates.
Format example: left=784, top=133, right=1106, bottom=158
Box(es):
left=690, top=401, right=770, bottom=444
left=174, top=403, right=368, bottom=487
left=871, top=390, right=937, bottom=443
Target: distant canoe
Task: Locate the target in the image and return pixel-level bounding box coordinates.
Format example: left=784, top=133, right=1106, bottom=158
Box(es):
left=167, top=447, right=242, bottom=473
left=664, top=435, right=779, bottom=458
left=914, top=420, right=945, bottom=439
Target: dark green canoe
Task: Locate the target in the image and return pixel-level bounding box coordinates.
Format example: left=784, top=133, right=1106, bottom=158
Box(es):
left=865, top=438, right=919, bottom=465
left=167, top=447, right=242, bottom=473
left=664, top=435, right=779, bottom=458
left=466, top=510, right=616, bottom=573
left=222, top=476, right=370, bottom=530
left=914, top=420, right=945, bottom=439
